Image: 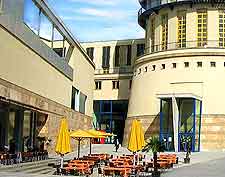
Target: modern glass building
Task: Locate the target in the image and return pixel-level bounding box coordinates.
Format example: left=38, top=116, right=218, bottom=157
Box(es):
left=0, top=0, right=95, bottom=155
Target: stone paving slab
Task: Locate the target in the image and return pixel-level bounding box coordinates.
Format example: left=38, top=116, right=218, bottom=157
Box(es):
left=2, top=144, right=225, bottom=177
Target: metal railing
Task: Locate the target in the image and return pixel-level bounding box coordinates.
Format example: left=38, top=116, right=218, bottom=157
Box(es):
left=139, top=40, right=225, bottom=57
left=139, top=0, right=220, bottom=11
left=95, top=67, right=133, bottom=75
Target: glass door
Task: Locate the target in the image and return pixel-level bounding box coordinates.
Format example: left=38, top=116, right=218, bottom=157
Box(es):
left=160, top=99, right=174, bottom=151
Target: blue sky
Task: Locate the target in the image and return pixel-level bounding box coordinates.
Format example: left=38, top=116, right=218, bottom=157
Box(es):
left=47, top=0, right=145, bottom=42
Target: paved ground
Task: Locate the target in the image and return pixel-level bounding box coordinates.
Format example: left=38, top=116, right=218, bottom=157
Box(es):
left=162, top=157, right=225, bottom=177
left=1, top=144, right=225, bottom=177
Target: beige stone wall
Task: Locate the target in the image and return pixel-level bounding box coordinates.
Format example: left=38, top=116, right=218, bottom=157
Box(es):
left=129, top=51, right=225, bottom=117
left=0, top=77, right=92, bottom=155
left=94, top=78, right=132, bottom=100
left=81, top=39, right=145, bottom=70
left=0, top=26, right=72, bottom=108
left=69, top=47, right=94, bottom=117
left=123, top=115, right=160, bottom=147
left=201, top=114, right=225, bottom=151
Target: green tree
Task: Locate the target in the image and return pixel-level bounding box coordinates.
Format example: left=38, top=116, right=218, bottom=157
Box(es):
left=142, top=136, right=165, bottom=176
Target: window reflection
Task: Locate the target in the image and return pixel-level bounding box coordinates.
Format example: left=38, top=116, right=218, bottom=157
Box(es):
left=23, top=0, right=70, bottom=58
left=39, top=11, right=53, bottom=41
left=24, top=0, right=40, bottom=34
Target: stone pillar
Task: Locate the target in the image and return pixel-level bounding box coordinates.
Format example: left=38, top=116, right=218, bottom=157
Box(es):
left=15, top=110, right=24, bottom=152
left=172, top=97, right=179, bottom=152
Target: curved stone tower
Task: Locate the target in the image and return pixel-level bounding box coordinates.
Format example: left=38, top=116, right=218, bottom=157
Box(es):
left=124, top=0, right=225, bottom=151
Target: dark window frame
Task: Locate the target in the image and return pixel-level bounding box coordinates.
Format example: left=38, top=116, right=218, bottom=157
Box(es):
left=102, top=46, right=110, bottom=68
left=112, top=81, right=120, bottom=89
left=86, top=47, right=94, bottom=60
left=95, top=81, right=102, bottom=90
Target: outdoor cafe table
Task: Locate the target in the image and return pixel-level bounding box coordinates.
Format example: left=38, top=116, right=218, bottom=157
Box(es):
left=70, top=160, right=95, bottom=165
left=65, top=166, right=89, bottom=174
left=147, top=161, right=169, bottom=168
left=103, top=167, right=131, bottom=176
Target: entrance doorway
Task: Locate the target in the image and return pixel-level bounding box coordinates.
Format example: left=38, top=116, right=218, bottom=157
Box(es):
left=94, top=100, right=128, bottom=144
left=160, top=97, right=202, bottom=152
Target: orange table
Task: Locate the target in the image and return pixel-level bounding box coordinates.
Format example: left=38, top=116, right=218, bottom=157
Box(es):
left=103, top=167, right=131, bottom=177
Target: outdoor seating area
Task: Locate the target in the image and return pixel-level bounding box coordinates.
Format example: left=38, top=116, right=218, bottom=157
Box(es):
left=53, top=153, right=178, bottom=176
left=0, top=151, right=48, bottom=165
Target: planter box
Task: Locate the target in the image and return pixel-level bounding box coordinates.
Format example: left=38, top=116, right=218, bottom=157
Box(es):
left=152, top=171, right=160, bottom=177
left=184, top=157, right=190, bottom=164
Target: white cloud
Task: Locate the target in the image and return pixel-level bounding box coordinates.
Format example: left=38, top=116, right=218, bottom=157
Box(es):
left=68, top=0, right=119, bottom=6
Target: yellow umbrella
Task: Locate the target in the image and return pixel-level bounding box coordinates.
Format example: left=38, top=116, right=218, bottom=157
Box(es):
left=128, top=119, right=145, bottom=152
left=55, top=118, right=71, bottom=168
left=136, top=120, right=146, bottom=150
left=128, top=119, right=146, bottom=166
left=128, top=119, right=139, bottom=152
left=70, top=130, right=98, bottom=158
left=87, top=129, right=114, bottom=137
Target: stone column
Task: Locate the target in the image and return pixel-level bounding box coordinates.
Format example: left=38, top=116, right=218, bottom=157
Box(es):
left=172, top=97, right=179, bottom=152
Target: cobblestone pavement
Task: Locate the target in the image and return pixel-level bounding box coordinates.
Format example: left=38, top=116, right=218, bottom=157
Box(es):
left=1, top=144, right=225, bottom=177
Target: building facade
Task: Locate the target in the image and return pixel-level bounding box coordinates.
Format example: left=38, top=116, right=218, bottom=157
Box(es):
left=0, top=0, right=95, bottom=154
left=123, top=0, right=225, bottom=151
left=82, top=39, right=145, bottom=143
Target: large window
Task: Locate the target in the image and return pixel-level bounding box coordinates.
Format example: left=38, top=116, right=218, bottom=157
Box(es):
left=112, top=81, right=120, bottom=89
left=151, top=18, right=155, bottom=52
left=79, top=92, right=87, bottom=114
left=71, top=87, right=87, bottom=114
left=115, top=46, right=120, bottom=67
left=71, top=87, right=80, bottom=112
left=127, top=45, right=132, bottom=66
left=197, top=10, right=207, bottom=47
left=177, top=11, right=186, bottom=48
left=24, top=0, right=40, bottom=34
left=161, top=14, right=168, bottom=50
left=23, top=0, right=68, bottom=58
left=39, top=11, right=53, bottom=41
left=219, top=11, right=225, bottom=47
left=137, top=44, right=145, bottom=57
left=102, top=46, right=110, bottom=68
left=86, top=47, right=94, bottom=60
left=95, top=81, right=102, bottom=90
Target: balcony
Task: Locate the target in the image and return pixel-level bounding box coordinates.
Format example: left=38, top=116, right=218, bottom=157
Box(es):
left=138, top=40, right=225, bottom=58
left=95, top=67, right=133, bottom=75
left=138, top=0, right=225, bottom=28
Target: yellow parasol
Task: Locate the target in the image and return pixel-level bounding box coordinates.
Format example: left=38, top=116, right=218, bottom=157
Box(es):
left=70, top=129, right=104, bottom=157
left=55, top=118, right=71, bottom=168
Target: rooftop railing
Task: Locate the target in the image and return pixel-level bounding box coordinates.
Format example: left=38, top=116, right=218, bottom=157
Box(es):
left=139, top=40, right=225, bottom=58
left=95, top=67, right=133, bottom=75
left=140, top=0, right=222, bottom=10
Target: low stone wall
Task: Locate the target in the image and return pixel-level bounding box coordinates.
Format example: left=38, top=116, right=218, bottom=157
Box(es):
left=123, top=114, right=225, bottom=151
left=0, top=78, right=92, bottom=155
left=123, top=115, right=160, bottom=147
left=201, top=114, right=225, bottom=151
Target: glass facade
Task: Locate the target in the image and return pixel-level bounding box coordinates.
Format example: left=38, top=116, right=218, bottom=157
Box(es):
left=150, top=18, right=155, bottom=52
left=219, top=11, right=225, bottom=47
left=160, top=98, right=202, bottom=152
left=23, top=0, right=69, bottom=58
left=197, top=10, right=207, bottom=47
left=0, top=101, right=47, bottom=153
left=177, top=11, right=186, bottom=48
left=161, top=14, right=168, bottom=50
left=94, top=100, right=128, bottom=144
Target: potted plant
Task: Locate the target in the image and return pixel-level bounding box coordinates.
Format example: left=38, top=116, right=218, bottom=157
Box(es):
left=181, top=136, right=192, bottom=164
left=142, top=136, right=165, bottom=177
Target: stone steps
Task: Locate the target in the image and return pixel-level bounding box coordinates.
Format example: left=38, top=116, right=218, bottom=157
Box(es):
left=0, top=159, right=57, bottom=175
